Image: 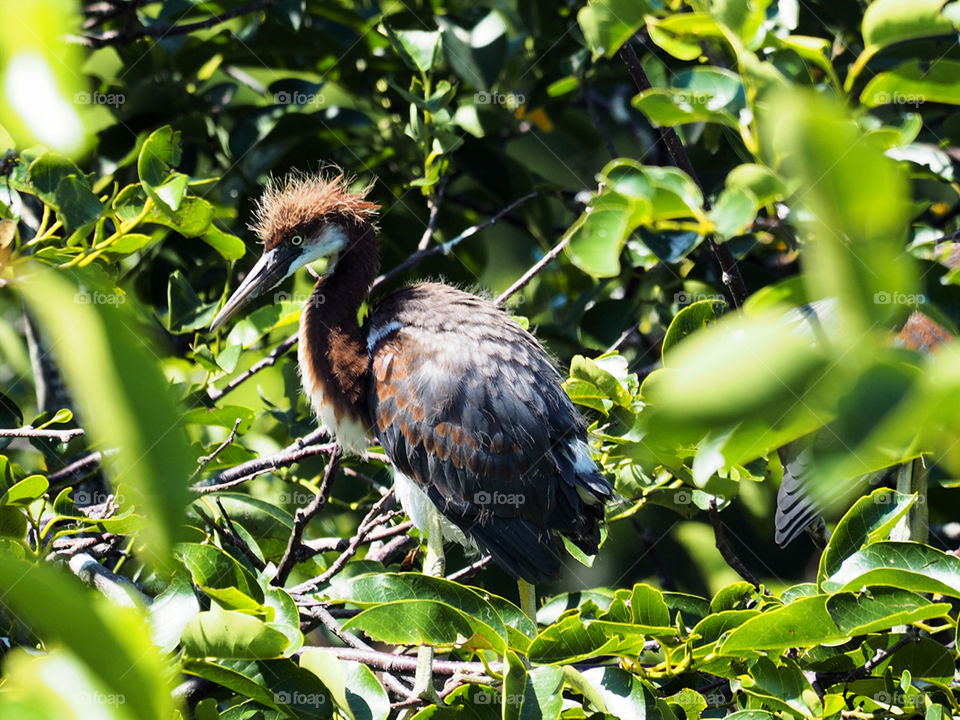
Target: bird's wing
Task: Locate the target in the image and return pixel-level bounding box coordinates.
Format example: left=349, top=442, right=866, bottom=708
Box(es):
left=366, top=284, right=611, bottom=581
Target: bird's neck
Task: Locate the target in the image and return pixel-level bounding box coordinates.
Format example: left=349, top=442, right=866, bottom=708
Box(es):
left=299, top=222, right=379, bottom=425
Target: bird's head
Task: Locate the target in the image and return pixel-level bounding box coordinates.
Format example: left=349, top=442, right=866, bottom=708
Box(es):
left=210, top=171, right=379, bottom=331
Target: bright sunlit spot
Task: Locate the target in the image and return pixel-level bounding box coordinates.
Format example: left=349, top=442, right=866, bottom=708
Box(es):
left=5, top=52, right=83, bottom=154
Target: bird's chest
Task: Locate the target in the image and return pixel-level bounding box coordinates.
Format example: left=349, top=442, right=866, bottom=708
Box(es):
left=297, top=326, right=373, bottom=454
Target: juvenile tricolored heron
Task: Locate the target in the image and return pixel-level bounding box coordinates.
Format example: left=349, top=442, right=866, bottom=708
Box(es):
left=775, top=299, right=952, bottom=546
left=209, top=172, right=612, bottom=694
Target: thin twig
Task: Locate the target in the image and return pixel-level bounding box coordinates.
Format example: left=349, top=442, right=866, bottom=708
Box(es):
left=417, top=176, right=448, bottom=251
left=289, top=489, right=396, bottom=596
left=207, top=334, right=298, bottom=403
left=494, top=234, right=570, bottom=305
left=273, top=445, right=342, bottom=586
left=708, top=500, right=759, bottom=589
left=316, top=646, right=498, bottom=678
left=445, top=555, right=492, bottom=583
left=618, top=41, right=748, bottom=307
left=300, top=605, right=413, bottom=699
left=215, top=498, right=266, bottom=571
left=191, top=418, right=242, bottom=480
left=0, top=426, right=84, bottom=442
left=372, top=192, right=541, bottom=291
left=815, top=631, right=917, bottom=687
left=302, top=520, right=413, bottom=558
left=193, top=429, right=334, bottom=493
left=46, top=451, right=104, bottom=489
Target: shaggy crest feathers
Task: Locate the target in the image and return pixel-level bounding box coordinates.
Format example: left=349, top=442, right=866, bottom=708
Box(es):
left=251, top=170, right=379, bottom=248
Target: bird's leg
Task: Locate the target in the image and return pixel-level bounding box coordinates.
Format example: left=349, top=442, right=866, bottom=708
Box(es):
left=412, top=512, right=444, bottom=702
left=517, top=578, right=537, bottom=625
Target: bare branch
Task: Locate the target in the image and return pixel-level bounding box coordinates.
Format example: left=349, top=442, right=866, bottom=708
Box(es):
left=618, top=41, right=748, bottom=307
left=494, top=234, right=570, bottom=306
left=708, top=500, right=759, bottom=589
left=372, top=192, right=541, bottom=291
left=274, top=445, right=342, bottom=586
left=47, top=450, right=104, bottom=489
left=191, top=418, right=242, bottom=480
left=316, top=646, right=498, bottom=679
left=193, top=429, right=335, bottom=494
left=207, top=334, right=298, bottom=403
left=289, top=489, right=396, bottom=596
left=68, top=553, right=149, bottom=608
left=0, top=426, right=84, bottom=442
left=445, top=555, right=492, bottom=583
left=417, top=176, right=448, bottom=251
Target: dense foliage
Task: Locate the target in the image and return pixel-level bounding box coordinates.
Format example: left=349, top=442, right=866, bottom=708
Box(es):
left=2, top=0, right=960, bottom=718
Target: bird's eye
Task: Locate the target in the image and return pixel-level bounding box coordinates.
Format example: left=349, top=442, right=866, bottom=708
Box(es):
left=290, top=235, right=303, bottom=246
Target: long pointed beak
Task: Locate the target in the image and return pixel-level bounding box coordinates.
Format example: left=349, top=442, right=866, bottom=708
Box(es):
left=210, top=247, right=290, bottom=331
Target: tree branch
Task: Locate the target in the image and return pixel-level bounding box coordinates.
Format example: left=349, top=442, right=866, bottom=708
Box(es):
left=274, top=445, right=341, bottom=586
left=193, top=429, right=335, bottom=493
left=494, top=234, right=570, bottom=305
left=0, top=426, right=84, bottom=442
left=207, top=334, right=298, bottom=403
left=372, top=191, right=541, bottom=292
left=708, top=500, right=759, bottom=589
left=618, top=41, right=748, bottom=307
left=289, top=489, right=396, bottom=596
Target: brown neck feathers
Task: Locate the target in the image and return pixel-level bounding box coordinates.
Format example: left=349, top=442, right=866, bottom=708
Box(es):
left=300, top=221, right=379, bottom=421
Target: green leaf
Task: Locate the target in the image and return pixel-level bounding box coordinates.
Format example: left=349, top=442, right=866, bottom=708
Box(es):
left=725, top=164, right=789, bottom=207
left=502, top=650, right=564, bottom=720
left=822, top=541, right=960, bottom=596
left=861, top=0, right=954, bottom=51
left=564, top=191, right=634, bottom=278
left=54, top=174, right=102, bottom=233
left=718, top=595, right=842, bottom=653
left=138, top=126, right=182, bottom=216
left=183, top=405, right=255, bottom=434
left=0, top=474, right=48, bottom=505
left=818, top=488, right=915, bottom=587
left=579, top=666, right=663, bottom=718
left=168, top=270, right=218, bottom=333
left=861, top=59, right=960, bottom=107
left=529, top=615, right=669, bottom=664
left=300, top=648, right=389, bottom=720
left=630, top=583, right=670, bottom=626
left=150, top=571, right=201, bottom=653
left=181, top=659, right=283, bottom=713
left=19, top=266, right=192, bottom=567
left=743, top=656, right=816, bottom=719
left=759, top=90, right=914, bottom=339
left=182, top=608, right=290, bottom=659
left=709, top=187, right=757, bottom=239
left=26, top=151, right=85, bottom=206
left=202, top=225, right=247, bottom=260
left=632, top=68, right=745, bottom=130
left=662, top=299, right=726, bottom=359
left=177, top=542, right=265, bottom=610
left=0, top=555, right=175, bottom=720
left=343, top=599, right=503, bottom=651
left=385, top=25, right=442, bottom=75
left=578, top=0, right=656, bottom=58
left=826, top=587, right=950, bottom=635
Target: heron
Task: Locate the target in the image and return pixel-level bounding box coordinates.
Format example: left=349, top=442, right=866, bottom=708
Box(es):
left=209, top=172, right=613, bottom=696
left=775, top=299, right=952, bottom=547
